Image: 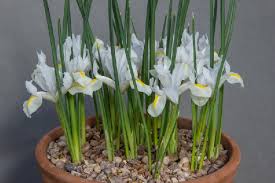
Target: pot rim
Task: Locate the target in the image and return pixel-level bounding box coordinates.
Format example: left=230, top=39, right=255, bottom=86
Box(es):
left=35, top=116, right=241, bottom=183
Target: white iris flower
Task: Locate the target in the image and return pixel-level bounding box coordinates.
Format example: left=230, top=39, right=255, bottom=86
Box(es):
left=200, top=57, right=244, bottom=89
left=176, top=29, right=244, bottom=107
left=92, top=38, right=106, bottom=61
left=23, top=52, right=58, bottom=118
left=214, top=60, right=244, bottom=88
left=62, top=35, right=102, bottom=97
left=148, top=79, right=167, bottom=117
left=127, top=63, right=152, bottom=96
left=185, top=60, right=243, bottom=107
left=175, top=30, right=211, bottom=86
left=131, top=34, right=144, bottom=70
left=92, top=47, right=130, bottom=92
left=148, top=57, right=190, bottom=117
left=151, top=57, right=188, bottom=104
left=183, top=69, right=213, bottom=107
left=93, top=45, right=151, bottom=95
left=189, top=83, right=213, bottom=107
left=221, top=72, right=244, bottom=87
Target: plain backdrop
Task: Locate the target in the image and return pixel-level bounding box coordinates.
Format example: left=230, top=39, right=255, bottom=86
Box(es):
left=0, top=0, right=275, bottom=182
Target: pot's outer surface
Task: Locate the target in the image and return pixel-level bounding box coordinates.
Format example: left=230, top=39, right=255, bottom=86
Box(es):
left=35, top=117, right=241, bottom=183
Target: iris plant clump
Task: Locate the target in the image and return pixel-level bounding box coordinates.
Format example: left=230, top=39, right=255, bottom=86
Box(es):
left=23, top=0, right=243, bottom=177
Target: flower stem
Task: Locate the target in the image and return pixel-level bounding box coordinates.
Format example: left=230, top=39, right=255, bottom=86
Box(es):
left=78, top=94, right=86, bottom=145
left=198, top=121, right=210, bottom=170
left=214, top=86, right=224, bottom=158
left=191, top=101, right=198, bottom=171
left=66, top=94, right=81, bottom=163
left=96, top=91, right=114, bottom=161
left=208, top=101, right=217, bottom=159
left=153, top=117, right=159, bottom=147
left=167, top=105, right=179, bottom=155
left=154, top=104, right=178, bottom=177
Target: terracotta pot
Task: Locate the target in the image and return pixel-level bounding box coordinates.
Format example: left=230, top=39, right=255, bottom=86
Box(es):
left=35, top=117, right=241, bottom=183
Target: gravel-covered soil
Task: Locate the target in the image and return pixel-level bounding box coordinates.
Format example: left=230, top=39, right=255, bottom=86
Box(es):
left=47, top=125, right=228, bottom=183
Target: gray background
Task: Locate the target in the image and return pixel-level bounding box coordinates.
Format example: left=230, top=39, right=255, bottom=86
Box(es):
left=0, top=0, right=274, bottom=182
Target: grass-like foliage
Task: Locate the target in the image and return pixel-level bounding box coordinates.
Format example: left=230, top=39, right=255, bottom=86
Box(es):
left=23, top=0, right=242, bottom=177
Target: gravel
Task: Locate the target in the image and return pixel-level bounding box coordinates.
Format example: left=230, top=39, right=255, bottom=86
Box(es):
left=47, top=126, right=228, bottom=182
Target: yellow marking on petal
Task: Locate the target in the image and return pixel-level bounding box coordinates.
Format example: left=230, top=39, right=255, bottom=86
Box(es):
left=155, top=50, right=165, bottom=57
left=136, top=79, right=145, bottom=86
left=90, top=78, right=97, bottom=84
left=96, top=42, right=102, bottom=49
left=27, top=96, right=37, bottom=107
left=229, top=73, right=241, bottom=79
left=79, top=71, right=86, bottom=78
left=71, top=82, right=85, bottom=89
left=195, top=83, right=208, bottom=89
left=153, top=95, right=160, bottom=108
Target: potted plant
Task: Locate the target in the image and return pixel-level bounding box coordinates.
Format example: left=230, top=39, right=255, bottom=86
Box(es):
left=24, top=0, right=243, bottom=182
